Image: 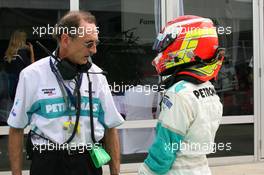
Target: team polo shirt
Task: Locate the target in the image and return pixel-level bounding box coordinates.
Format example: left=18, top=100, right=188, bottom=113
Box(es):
left=7, top=56, right=124, bottom=145
left=139, top=80, right=223, bottom=175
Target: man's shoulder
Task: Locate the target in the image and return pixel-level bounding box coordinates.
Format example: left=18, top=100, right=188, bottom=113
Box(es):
left=89, top=63, right=106, bottom=79
left=90, top=63, right=103, bottom=72
left=21, top=56, right=50, bottom=75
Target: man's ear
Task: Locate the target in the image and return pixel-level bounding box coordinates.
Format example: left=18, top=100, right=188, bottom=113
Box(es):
left=60, top=33, right=70, bottom=48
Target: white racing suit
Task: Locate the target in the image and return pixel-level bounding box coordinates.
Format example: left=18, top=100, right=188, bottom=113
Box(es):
left=138, top=80, right=223, bottom=175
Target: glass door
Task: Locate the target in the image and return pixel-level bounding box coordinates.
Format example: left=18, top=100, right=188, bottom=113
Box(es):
left=183, top=0, right=254, bottom=158
left=259, top=0, right=264, bottom=159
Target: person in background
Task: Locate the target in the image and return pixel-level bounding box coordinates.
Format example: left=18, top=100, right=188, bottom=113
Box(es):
left=138, top=15, right=224, bottom=175
left=4, top=30, right=35, bottom=100
left=0, top=58, right=11, bottom=125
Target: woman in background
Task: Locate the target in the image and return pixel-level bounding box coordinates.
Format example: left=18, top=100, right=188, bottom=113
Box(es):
left=4, top=30, right=35, bottom=100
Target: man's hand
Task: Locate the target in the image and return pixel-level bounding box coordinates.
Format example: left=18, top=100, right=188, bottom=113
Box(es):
left=9, top=127, right=24, bottom=175
left=104, top=128, right=121, bottom=175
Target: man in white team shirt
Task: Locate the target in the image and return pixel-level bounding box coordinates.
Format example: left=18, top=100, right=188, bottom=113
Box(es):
left=8, top=11, right=124, bottom=175
left=138, top=15, right=224, bottom=175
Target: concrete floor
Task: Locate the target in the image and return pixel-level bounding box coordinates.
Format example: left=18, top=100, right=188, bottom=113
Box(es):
left=0, top=162, right=264, bottom=175
left=117, top=162, right=264, bottom=175
left=210, top=162, right=264, bottom=175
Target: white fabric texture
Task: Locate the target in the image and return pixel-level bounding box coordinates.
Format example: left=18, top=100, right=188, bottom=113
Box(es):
left=7, top=56, right=124, bottom=145
left=139, top=80, right=223, bottom=175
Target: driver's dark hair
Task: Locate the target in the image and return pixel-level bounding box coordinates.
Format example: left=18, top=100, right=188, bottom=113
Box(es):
left=53, top=10, right=96, bottom=41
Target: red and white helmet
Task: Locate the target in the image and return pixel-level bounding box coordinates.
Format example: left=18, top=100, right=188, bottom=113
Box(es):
left=152, top=15, right=224, bottom=82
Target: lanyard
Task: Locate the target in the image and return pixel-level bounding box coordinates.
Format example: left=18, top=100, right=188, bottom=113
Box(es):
left=49, top=58, right=83, bottom=115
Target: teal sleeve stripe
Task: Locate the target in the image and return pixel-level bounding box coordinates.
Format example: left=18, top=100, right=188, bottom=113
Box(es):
left=144, top=122, right=184, bottom=175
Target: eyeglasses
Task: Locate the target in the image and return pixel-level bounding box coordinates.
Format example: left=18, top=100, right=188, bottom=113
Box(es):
left=84, top=40, right=100, bottom=48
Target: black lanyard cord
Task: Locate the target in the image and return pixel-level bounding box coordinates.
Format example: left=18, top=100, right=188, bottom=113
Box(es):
left=50, top=58, right=96, bottom=144
left=87, top=73, right=97, bottom=144
left=49, top=58, right=82, bottom=144
left=64, top=78, right=81, bottom=144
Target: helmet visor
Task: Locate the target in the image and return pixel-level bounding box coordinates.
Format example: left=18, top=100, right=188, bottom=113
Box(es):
left=152, top=33, right=175, bottom=53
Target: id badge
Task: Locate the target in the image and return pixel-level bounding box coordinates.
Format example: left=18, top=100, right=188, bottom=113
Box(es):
left=63, top=121, right=81, bottom=146
left=63, top=121, right=80, bottom=134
